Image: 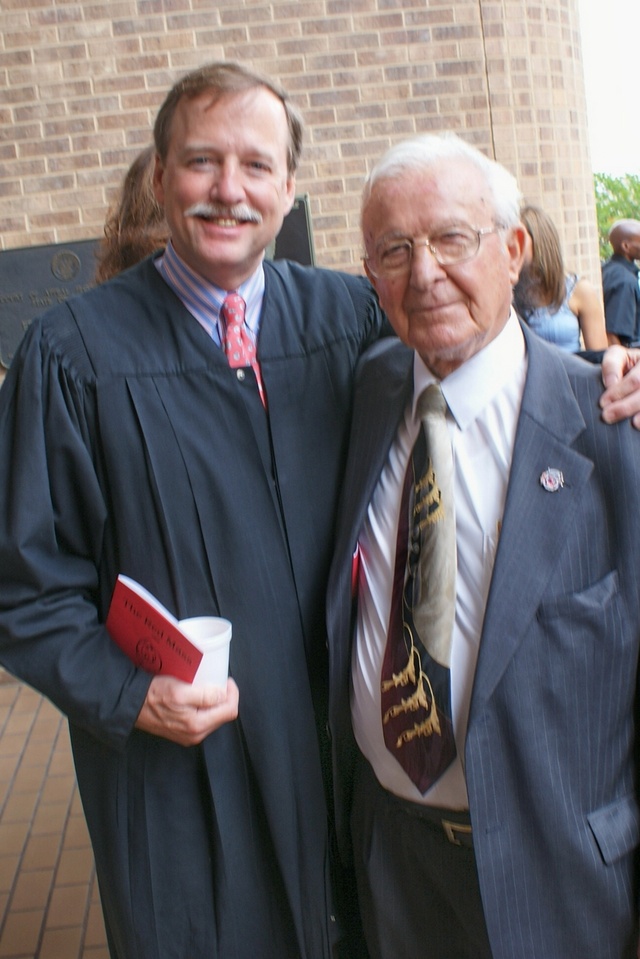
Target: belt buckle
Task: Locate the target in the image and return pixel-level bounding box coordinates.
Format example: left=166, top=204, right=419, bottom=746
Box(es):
left=442, top=819, right=473, bottom=847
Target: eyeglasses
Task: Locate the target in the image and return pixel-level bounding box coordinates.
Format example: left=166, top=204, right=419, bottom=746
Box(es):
left=365, top=226, right=500, bottom=278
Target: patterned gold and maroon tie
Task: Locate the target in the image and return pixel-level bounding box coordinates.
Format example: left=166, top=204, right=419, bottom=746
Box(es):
left=381, top=384, right=457, bottom=793
left=220, top=293, right=266, bottom=407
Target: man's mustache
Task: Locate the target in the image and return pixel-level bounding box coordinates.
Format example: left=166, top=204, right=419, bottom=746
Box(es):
left=184, top=202, right=263, bottom=224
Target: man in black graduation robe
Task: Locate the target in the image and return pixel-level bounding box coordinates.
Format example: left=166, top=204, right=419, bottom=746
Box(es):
left=0, top=251, right=385, bottom=957
left=0, top=62, right=388, bottom=959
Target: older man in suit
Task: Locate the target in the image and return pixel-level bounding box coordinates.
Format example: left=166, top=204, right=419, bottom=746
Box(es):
left=327, top=133, right=640, bottom=959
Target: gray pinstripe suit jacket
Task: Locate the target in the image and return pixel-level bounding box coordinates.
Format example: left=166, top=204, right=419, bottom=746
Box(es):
left=327, top=323, right=640, bottom=958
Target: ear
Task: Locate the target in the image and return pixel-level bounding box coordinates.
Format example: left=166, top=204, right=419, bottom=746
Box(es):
left=506, top=223, right=527, bottom=286
left=283, top=174, right=297, bottom=217
left=152, top=153, right=165, bottom=206
left=363, top=256, right=380, bottom=292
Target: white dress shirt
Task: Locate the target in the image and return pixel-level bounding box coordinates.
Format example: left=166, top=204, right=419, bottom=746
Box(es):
left=351, top=311, right=527, bottom=808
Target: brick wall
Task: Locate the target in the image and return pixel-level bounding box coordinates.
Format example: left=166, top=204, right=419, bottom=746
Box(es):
left=0, top=0, right=599, bottom=284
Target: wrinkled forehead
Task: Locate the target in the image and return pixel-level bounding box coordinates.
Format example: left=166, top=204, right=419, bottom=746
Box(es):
left=168, top=87, right=293, bottom=164
left=363, top=158, right=494, bottom=240
left=176, top=85, right=283, bottom=124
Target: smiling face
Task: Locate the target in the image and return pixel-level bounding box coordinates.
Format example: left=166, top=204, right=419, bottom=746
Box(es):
left=362, top=158, right=525, bottom=379
left=153, top=86, right=296, bottom=290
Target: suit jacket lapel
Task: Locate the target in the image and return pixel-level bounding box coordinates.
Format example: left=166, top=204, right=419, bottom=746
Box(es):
left=470, top=331, right=595, bottom=714
left=337, top=341, right=414, bottom=568
left=328, top=340, right=413, bottom=680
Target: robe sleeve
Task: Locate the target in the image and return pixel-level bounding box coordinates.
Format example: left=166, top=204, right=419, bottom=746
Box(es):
left=0, top=316, right=151, bottom=749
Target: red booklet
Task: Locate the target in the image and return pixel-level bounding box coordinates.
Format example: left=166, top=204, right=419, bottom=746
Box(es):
left=106, top=574, right=203, bottom=682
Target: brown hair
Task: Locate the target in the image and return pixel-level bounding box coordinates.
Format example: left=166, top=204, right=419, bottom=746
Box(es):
left=518, top=205, right=566, bottom=311
left=153, top=61, right=304, bottom=175
left=95, top=146, right=169, bottom=283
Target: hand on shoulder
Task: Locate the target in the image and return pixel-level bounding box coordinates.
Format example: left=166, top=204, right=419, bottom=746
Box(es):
left=601, top=346, right=640, bottom=429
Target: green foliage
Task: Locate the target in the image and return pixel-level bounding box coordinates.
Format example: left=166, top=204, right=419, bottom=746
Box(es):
left=593, top=173, right=640, bottom=260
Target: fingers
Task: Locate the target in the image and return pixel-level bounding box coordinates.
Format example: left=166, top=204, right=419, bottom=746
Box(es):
left=136, top=675, right=240, bottom=746
left=601, top=400, right=640, bottom=430
left=600, top=347, right=640, bottom=429
left=189, top=677, right=239, bottom=710
left=600, top=344, right=631, bottom=390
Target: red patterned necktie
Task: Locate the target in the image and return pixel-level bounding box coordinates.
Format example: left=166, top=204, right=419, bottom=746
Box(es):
left=380, top=384, right=457, bottom=793
left=220, top=293, right=266, bottom=407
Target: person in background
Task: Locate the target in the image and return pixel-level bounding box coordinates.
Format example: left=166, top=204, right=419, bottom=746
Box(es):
left=95, top=144, right=170, bottom=283
left=513, top=204, right=608, bottom=353
left=602, top=218, right=640, bottom=348
left=327, top=132, right=640, bottom=959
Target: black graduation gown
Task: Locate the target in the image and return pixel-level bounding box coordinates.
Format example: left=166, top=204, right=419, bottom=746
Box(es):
left=0, top=257, right=386, bottom=959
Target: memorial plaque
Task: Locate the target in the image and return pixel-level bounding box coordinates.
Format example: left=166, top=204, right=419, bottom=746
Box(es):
left=0, top=238, right=99, bottom=370
left=0, top=195, right=315, bottom=370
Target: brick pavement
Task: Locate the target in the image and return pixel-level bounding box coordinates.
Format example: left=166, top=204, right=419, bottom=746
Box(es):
left=0, top=671, right=108, bottom=959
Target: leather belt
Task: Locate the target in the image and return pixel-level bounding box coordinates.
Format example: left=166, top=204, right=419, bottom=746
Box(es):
left=441, top=819, right=473, bottom=847
left=356, top=750, right=474, bottom=848
left=386, top=790, right=474, bottom=848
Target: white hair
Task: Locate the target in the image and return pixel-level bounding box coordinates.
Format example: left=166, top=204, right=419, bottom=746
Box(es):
left=361, top=132, right=522, bottom=229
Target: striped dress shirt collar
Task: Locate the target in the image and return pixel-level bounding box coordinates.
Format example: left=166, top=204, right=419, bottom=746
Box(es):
left=156, top=241, right=265, bottom=346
